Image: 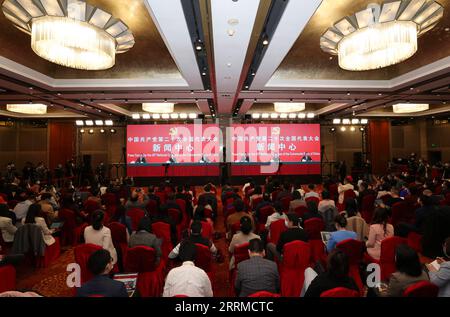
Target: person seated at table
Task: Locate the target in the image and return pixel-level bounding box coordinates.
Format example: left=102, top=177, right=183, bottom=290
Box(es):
left=237, top=153, right=250, bottom=163
left=426, top=237, right=450, bottom=297
left=270, top=153, right=280, bottom=163
left=304, top=250, right=358, bottom=297
left=135, top=154, right=146, bottom=164
left=198, top=155, right=210, bottom=163
left=305, top=184, right=320, bottom=199
left=382, top=244, right=429, bottom=297
left=326, top=214, right=357, bottom=253
left=167, top=153, right=177, bottom=164
left=76, top=249, right=128, bottom=297
left=301, top=153, right=313, bottom=162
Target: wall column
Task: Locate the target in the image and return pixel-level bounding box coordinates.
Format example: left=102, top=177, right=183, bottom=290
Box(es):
left=368, top=120, right=391, bottom=174
left=48, top=122, right=75, bottom=170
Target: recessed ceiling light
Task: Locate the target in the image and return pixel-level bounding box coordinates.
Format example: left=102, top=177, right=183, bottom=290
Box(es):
left=307, top=113, right=315, bottom=118
left=88, top=129, right=94, bottom=134
left=350, top=126, right=356, bottom=132
left=132, top=114, right=140, bottom=119
left=85, top=120, right=94, bottom=126
left=161, top=113, right=170, bottom=119
left=280, top=113, right=288, bottom=119
left=227, top=63, right=232, bottom=67
left=360, top=119, right=368, bottom=124
left=288, top=113, right=297, bottom=119
left=80, top=129, right=85, bottom=133
left=189, top=113, right=198, bottom=119
left=179, top=113, right=188, bottom=119
left=195, top=44, right=202, bottom=51
left=152, top=114, right=161, bottom=119
left=95, top=120, right=103, bottom=125
left=75, top=120, right=84, bottom=126
left=340, top=127, right=346, bottom=132
left=100, top=129, right=105, bottom=133
left=270, top=113, right=278, bottom=119
left=105, top=120, right=113, bottom=126
left=252, top=113, right=260, bottom=119
left=298, top=113, right=306, bottom=119
left=262, top=38, right=269, bottom=45
left=227, top=29, right=235, bottom=36
left=333, top=119, right=341, bottom=124
left=261, top=113, right=269, bottom=119
left=142, top=113, right=150, bottom=119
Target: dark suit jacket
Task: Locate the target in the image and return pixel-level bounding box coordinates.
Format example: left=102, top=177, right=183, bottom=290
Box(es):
left=276, top=228, right=309, bottom=254
left=76, top=275, right=128, bottom=297
left=235, top=256, right=280, bottom=297
left=304, top=272, right=358, bottom=297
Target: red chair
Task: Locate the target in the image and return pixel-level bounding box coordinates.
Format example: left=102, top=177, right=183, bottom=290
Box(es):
left=102, top=193, right=117, bottom=206
left=280, top=197, right=292, bottom=212
left=380, top=194, right=391, bottom=204
left=294, top=206, right=309, bottom=219
left=168, top=208, right=182, bottom=225
left=365, top=236, right=407, bottom=281
left=251, top=197, right=263, bottom=210
left=58, top=208, right=78, bottom=246
left=403, top=281, right=439, bottom=297
left=35, top=237, right=61, bottom=268
left=305, top=196, right=320, bottom=205
left=84, top=200, right=101, bottom=214
left=7, top=200, right=18, bottom=210
left=320, top=287, right=359, bottom=297
left=271, top=190, right=281, bottom=201
left=304, top=218, right=325, bottom=240
left=344, top=190, right=356, bottom=201
left=74, top=243, right=102, bottom=284
left=361, top=195, right=375, bottom=223
left=229, top=242, right=250, bottom=296
left=175, top=199, right=189, bottom=229
left=390, top=202, right=412, bottom=227
left=124, top=246, right=163, bottom=297
left=156, top=191, right=166, bottom=205
left=328, top=184, right=338, bottom=201
left=407, top=232, right=423, bottom=253
left=145, top=199, right=158, bottom=217
left=231, top=222, right=241, bottom=236
left=152, top=222, right=173, bottom=260
left=280, top=240, right=311, bottom=297
left=248, top=291, right=280, bottom=297
left=257, top=205, right=273, bottom=233
left=201, top=221, right=213, bottom=240
left=268, top=219, right=287, bottom=245
left=108, top=222, right=129, bottom=268
left=194, top=243, right=214, bottom=284
left=127, top=208, right=145, bottom=232
left=0, top=265, right=16, bottom=293
left=204, top=207, right=213, bottom=219
left=336, top=239, right=365, bottom=294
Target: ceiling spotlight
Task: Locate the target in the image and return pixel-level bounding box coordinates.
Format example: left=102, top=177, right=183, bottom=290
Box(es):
left=333, top=119, right=341, bottom=124
left=85, top=120, right=94, bottom=126
left=330, top=127, right=336, bottom=132
left=88, top=129, right=94, bottom=134
left=347, top=92, right=350, bottom=95
left=95, top=120, right=103, bottom=126
left=162, top=113, right=170, bottom=119
left=298, top=113, right=306, bottom=119
left=152, top=114, right=161, bottom=120
left=100, top=129, right=105, bottom=133
left=261, top=113, right=269, bottom=119
left=360, top=119, right=368, bottom=124
left=189, top=113, right=198, bottom=119
left=340, top=126, right=347, bottom=132
left=202, top=72, right=207, bottom=76
left=244, top=85, right=249, bottom=89
left=270, top=113, right=279, bottom=119
left=75, top=120, right=84, bottom=126
left=132, top=113, right=140, bottom=119
left=288, top=113, right=297, bottom=119
left=360, top=127, right=365, bottom=132
left=262, top=38, right=269, bottom=45
left=105, top=120, right=113, bottom=126
left=251, top=113, right=260, bottom=119
left=179, top=113, right=188, bottom=119
left=280, top=113, right=288, bottom=119
left=142, top=113, right=151, bottom=119
left=170, top=113, right=179, bottom=119
left=307, top=113, right=315, bottom=118
left=350, top=126, right=356, bottom=132
left=110, top=129, right=116, bottom=133
left=80, top=129, right=85, bottom=133
left=351, top=118, right=360, bottom=124
left=342, top=119, right=351, bottom=124
left=195, top=44, right=202, bottom=51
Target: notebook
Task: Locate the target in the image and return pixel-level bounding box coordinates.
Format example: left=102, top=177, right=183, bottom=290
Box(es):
left=113, top=273, right=138, bottom=297
left=320, top=231, right=332, bottom=245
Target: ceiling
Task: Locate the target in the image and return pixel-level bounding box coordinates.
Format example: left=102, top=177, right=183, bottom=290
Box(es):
left=0, top=0, right=448, bottom=123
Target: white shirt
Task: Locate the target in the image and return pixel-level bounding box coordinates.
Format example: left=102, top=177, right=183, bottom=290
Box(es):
left=305, top=191, right=320, bottom=199
left=0, top=216, right=17, bottom=243
left=318, top=199, right=336, bottom=213
left=21, top=217, right=55, bottom=246
left=13, top=200, right=32, bottom=220
left=265, top=212, right=288, bottom=230
left=163, top=261, right=213, bottom=297
left=337, top=183, right=355, bottom=204
left=84, top=226, right=117, bottom=264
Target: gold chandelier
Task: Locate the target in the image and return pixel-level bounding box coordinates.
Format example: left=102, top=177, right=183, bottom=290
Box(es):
left=392, top=103, right=429, bottom=113
left=2, top=0, right=135, bottom=70
left=320, top=0, right=444, bottom=71
left=142, top=103, right=175, bottom=113
left=7, top=104, right=47, bottom=114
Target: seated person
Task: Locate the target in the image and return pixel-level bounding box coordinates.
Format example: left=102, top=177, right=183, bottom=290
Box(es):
left=318, top=190, right=335, bottom=214
left=76, top=249, right=128, bottom=297
left=135, top=154, right=147, bottom=164
left=22, top=203, right=56, bottom=246
left=383, top=244, right=429, bottom=297
left=326, top=214, right=357, bottom=253
left=426, top=237, right=450, bottom=297
left=198, top=184, right=218, bottom=215
left=301, top=154, right=313, bottom=162
left=304, top=250, right=359, bottom=297
left=304, top=184, right=320, bottom=199
left=0, top=204, right=17, bottom=243
left=84, top=210, right=117, bottom=264
left=265, top=202, right=288, bottom=231
left=366, top=208, right=394, bottom=260
left=289, top=190, right=306, bottom=212
left=226, top=199, right=255, bottom=237
left=169, top=221, right=217, bottom=259
left=302, top=200, right=322, bottom=221
left=163, top=240, right=213, bottom=297
left=266, top=213, right=308, bottom=261
left=167, top=153, right=177, bottom=164
left=110, top=205, right=133, bottom=235
left=129, top=217, right=162, bottom=265
left=235, top=239, right=280, bottom=297
left=229, top=216, right=260, bottom=270
left=198, top=155, right=210, bottom=163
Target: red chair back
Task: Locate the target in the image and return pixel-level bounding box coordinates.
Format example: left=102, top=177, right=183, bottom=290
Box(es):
left=361, top=194, right=375, bottom=223
left=58, top=208, right=77, bottom=246
left=320, top=287, right=359, bottom=297
left=234, top=242, right=250, bottom=265
left=304, top=218, right=325, bottom=240
left=380, top=194, right=391, bottom=204
left=201, top=221, right=213, bottom=240
left=336, top=239, right=364, bottom=266
left=280, top=197, right=292, bottom=211
left=151, top=222, right=173, bottom=259
left=145, top=199, right=158, bottom=216
left=280, top=240, right=310, bottom=297
left=231, top=222, right=241, bottom=236
left=271, top=190, right=281, bottom=201
left=390, top=202, right=411, bottom=227
left=168, top=208, right=182, bottom=224
left=251, top=197, right=263, bottom=210
left=269, top=219, right=287, bottom=244
left=84, top=200, right=101, bottom=214
left=74, top=243, right=102, bottom=284
left=403, top=281, right=439, bottom=297
left=127, top=208, right=145, bottom=231
left=7, top=200, right=18, bottom=209
left=102, top=193, right=117, bottom=206
left=176, top=199, right=187, bottom=215
left=156, top=192, right=166, bottom=205
left=258, top=205, right=274, bottom=225
left=108, top=222, right=128, bottom=246
left=248, top=291, right=280, bottom=297
left=294, top=206, right=309, bottom=218
left=379, top=236, right=407, bottom=281
left=194, top=243, right=212, bottom=272
left=305, top=196, right=320, bottom=205
left=328, top=184, right=338, bottom=201
left=204, top=207, right=213, bottom=219
left=343, top=190, right=356, bottom=201
left=125, top=246, right=156, bottom=272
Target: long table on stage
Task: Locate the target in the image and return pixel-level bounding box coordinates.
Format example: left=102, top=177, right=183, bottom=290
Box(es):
left=231, top=162, right=321, bottom=176
left=127, top=163, right=220, bottom=177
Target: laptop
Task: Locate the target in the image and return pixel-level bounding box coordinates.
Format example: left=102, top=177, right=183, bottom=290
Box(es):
left=320, top=231, right=332, bottom=245
left=113, top=273, right=138, bottom=297
left=50, top=221, right=64, bottom=229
